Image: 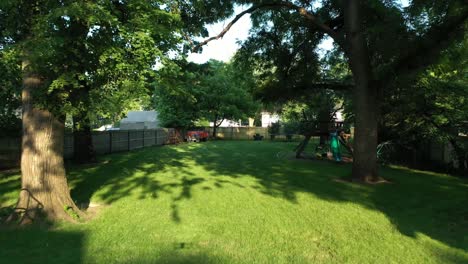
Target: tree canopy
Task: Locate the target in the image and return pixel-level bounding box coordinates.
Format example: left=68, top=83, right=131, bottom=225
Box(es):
left=0, top=48, right=21, bottom=136
left=154, top=59, right=257, bottom=134
left=193, top=0, right=467, bottom=181
left=0, top=0, right=190, bottom=222
left=0, top=0, right=466, bottom=223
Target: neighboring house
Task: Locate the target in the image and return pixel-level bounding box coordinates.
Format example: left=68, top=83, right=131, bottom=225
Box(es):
left=119, top=110, right=159, bottom=130
left=334, top=110, right=344, bottom=122
left=209, top=112, right=281, bottom=128
left=208, top=111, right=342, bottom=128
left=209, top=119, right=242, bottom=127
left=96, top=125, right=120, bottom=131
left=261, top=112, right=280, bottom=127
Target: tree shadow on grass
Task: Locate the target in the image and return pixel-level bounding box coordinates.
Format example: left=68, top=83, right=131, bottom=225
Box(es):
left=375, top=168, right=468, bottom=250
left=69, top=141, right=468, bottom=256
left=0, top=226, right=234, bottom=264
left=0, top=228, right=84, bottom=264
left=0, top=174, right=21, bottom=207
left=70, top=146, right=195, bottom=206
left=187, top=142, right=468, bottom=253
left=139, top=251, right=232, bottom=264
left=69, top=144, right=241, bottom=224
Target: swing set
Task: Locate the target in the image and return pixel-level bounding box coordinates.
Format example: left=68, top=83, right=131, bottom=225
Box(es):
left=295, top=121, right=353, bottom=162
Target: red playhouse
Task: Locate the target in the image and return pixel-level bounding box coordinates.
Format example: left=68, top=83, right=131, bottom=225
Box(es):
left=186, top=131, right=209, bottom=142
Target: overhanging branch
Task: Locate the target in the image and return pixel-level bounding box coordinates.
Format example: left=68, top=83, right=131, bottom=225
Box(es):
left=258, top=81, right=353, bottom=102
left=192, top=1, right=344, bottom=52
left=192, top=4, right=271, bottom=52
left=383, top=7, right=468, bottom=83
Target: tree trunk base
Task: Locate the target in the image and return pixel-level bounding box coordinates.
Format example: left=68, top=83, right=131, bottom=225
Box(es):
left=6, top=188, right=84, bottom=225
left=351, top=175, right=388, bottom=184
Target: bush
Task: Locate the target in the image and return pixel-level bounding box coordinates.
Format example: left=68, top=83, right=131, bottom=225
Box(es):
left=283, top=121, right=299, bottom=135
left=268, top=122, right=280, bottom=135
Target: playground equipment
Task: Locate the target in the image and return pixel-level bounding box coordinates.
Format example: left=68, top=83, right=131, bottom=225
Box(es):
left=186, top=130, right=209, bottom=142
left=330, top=132, right=342, bottom=162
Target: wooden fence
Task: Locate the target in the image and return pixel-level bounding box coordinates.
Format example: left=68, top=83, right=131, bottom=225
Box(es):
left=1, top=127, right=464, bottom=172
left=0, top=128, right=174, bottom=169
left=204, top=126, right=304, bottom=141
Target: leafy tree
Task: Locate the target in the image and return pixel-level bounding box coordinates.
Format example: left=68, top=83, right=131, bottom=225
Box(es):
left=380, top=39, right=468, bottom=172
left=57, top=2, right=180, bottom=163
left=154, top=60, right=204, bottom=128
left=193, top=0, right=467, bottom=182
left=0, top=0, right=182, bottom=222
left=198, top=60, right=258, bottom=137
left=0, top=48, right=21, bottom=136
left=155, top=60, right=258, bottom=137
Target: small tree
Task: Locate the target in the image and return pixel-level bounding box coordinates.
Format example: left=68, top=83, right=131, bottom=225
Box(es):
left=198, top=60, right=258, bottom=138
left=155, top=60, right=258, bottom=137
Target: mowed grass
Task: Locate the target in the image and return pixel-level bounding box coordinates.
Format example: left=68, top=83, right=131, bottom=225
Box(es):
left=0, top=141, right=467, bottom=263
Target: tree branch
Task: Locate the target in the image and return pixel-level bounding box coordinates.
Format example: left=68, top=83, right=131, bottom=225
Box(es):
left=382, top=7, right=468, bottom=83
left=215, top=117, right=225, bottom=127
left=193, top=1, right=344, bottom=52
left=280, top=2, right=345, bottom=45
left=192, top=4, right=270, bottom=52
left=258, top=82, right=353, bottom=102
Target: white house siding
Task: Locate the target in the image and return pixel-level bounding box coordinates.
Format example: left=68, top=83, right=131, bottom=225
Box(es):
left=261, top=112, right=280, bottom=127
left=120, top=111, right=159, bottom=130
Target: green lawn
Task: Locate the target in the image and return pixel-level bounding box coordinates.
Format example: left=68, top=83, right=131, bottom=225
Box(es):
left=0, top=141, right=467, bottom=263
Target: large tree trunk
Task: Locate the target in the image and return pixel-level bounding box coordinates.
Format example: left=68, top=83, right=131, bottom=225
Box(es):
left=9, top=63, right=82, bottom=224
left=345, top=1, right=380, bottom=182
left=73, top=114, right=96, bottom=164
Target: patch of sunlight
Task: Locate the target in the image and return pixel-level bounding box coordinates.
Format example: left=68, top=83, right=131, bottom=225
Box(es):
left=388, top=165, right=451, bottom=177
left=140, top=163, right=156, bottom=169
left=415, top=232, right=468, bottom=262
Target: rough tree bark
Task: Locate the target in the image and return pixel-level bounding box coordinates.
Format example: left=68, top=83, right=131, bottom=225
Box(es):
left=344, top=0, right=380, bottom=182
left=8, top=62, right=82, bottom=224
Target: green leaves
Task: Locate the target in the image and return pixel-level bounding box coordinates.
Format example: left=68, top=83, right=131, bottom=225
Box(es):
left=381, top=39, right=468, bottom=145
left=0, top=0, right=189, bottom=128
left=0, top=48, right=21, bottom=136
left=154, top=59, right=258, bottom=128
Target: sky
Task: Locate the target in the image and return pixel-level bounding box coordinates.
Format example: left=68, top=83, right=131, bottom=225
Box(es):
left=187, top=6, right=252, bottom=64
left=187, top=0, right=410, bottom=64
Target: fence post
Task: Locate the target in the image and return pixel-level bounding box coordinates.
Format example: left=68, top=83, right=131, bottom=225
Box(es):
left=109, top=131, right=112, bottom=154
left=142, top=129, right=145, bottom=148
left=128, top=130, right=131, bottom=151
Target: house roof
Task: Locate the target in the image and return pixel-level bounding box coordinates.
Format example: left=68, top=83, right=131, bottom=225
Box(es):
left=121, top=111, right=158, bottom=123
